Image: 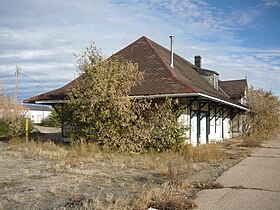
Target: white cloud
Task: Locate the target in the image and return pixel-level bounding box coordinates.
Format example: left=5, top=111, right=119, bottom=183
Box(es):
left=144, top=0, right=260, bottom=32
left=205, top=53, right=280, bottom=94
left=263, top=0, right=280, bottom=7
left=0, top=50, right=56, bottom=60
left=0, top=0, right=279, bottom=100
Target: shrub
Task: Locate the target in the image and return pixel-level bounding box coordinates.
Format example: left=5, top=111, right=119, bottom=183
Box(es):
left=0, top=120, right=9, bottom=136
left=241, top=86, right=280, bottom=140
left=68, top=43, right=186, bottom=152
left=41, top=109, right=61, bottom=127
left=0, top=93, right=28, bottom=137
left=241, top=136, right=262, bottom=147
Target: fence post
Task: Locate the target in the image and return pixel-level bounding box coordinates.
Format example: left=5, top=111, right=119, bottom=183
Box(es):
left=26, top=118, right=29, bottom=143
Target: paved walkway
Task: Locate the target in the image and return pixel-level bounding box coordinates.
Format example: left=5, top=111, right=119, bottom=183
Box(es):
left=194, top=135, right=280, bottom=210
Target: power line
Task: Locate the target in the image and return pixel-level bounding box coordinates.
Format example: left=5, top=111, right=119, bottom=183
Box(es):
left=19, top=71, right=54, bottom=89
left=22, top=68, right=72, bottom=80
left=15, top=65, right=18, bottom=101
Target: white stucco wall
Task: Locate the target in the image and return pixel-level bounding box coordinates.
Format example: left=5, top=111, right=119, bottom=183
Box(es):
left=180, top=104, right=234, bottom=146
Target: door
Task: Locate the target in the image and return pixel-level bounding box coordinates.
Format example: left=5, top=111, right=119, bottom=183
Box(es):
left=191, top=110, right=209, bottom=146
left=199, top=111, right=207, bottom=145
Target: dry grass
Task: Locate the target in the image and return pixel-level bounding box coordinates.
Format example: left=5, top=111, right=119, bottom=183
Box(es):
left=180, top=143, right=226, bottom=162
left=241, top=136, right=262, bottom=147
left=0, top=181, right=21, bottom=189
left=193, top=181, right=224, bottom=190
left=152, top=152, right=192, bottom=183
left=1, top=139, right=197, bottom=209
left=134, top=182, right=196, bottom=210
left=0, top=138, right=239, bottom=209
left=7, top=138, right=102, bottom=161
left=7, top=137, right=227, bottom=163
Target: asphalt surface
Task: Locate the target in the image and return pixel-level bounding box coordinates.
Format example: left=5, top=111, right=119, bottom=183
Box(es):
left=33, top=125, right=62, bottom=141
left=194, top=135, right=280, bottom=210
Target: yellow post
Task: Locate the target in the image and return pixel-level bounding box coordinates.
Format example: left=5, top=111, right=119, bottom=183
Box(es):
left=26, top=118, right=29, bottom=143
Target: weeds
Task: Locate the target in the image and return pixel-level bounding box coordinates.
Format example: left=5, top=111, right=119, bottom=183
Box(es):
left=241, top=135, right=262, bottom=147
left=71, top=140, right=101, bottom=159
left=153, top=152, right=192, bottom=183
left=7, top=139, right=101, bottom=161
left=180, top=143, right=226, bottom=162
left=193, top=181, right=224, bottom=190
left=134, top=182, right=196, bottom=210
left=1, top=139, right=238, bottom=210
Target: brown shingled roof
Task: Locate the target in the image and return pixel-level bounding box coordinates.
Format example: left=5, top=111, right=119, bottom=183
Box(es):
left=24, top=77, right=81, bottom=103
left=219, top=79, right=247, bottom=102
left=24, top=36, right=237, bottom=104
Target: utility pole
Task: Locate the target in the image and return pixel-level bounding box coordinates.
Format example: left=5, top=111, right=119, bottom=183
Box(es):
left=0, top=80, right=2, bottom=95
left=15, top=65, right=19, bottom=102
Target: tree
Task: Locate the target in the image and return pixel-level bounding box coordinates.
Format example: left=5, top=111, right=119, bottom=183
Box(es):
left=68, top=44, right=185, bottom=152
left=242, top=86, right=280, bottom=139
left=41, top=109, right=61, bottom=127
left=0, top=93, right=27, bottom=136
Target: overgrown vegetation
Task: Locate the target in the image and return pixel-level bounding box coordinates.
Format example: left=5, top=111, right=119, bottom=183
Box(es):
left=241, top=86, right=280, bottom=146
left=68, top=43, right=186, bottom=152
left=181, top=143, right=226, bottom=162
left=41, top=109, right=61, bottom=127
left=0, top=93, right=28, bottom=137
left=3, top=139, right=229, bottom=209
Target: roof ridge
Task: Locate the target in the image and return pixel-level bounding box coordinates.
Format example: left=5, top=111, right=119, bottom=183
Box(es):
left=220, top=79, right=247, bottom=82
left=143, top=36, right=198, bottom=93
left=108, top=36, right=147, bottom=59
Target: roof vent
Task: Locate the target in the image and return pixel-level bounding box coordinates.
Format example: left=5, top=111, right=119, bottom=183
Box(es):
left=194, top=55, right=201, bottom=68
left=169, top=35, right=174, bottom=68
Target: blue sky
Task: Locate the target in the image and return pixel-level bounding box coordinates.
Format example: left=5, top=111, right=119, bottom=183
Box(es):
left=0, top=0, right=279, bottom=102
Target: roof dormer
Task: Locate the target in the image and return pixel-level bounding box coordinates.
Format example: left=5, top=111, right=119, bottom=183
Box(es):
left=194, top=55, right=219, bottom=90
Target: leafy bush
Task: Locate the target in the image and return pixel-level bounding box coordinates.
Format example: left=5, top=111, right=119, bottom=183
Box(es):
left=241, top=86, right=280, bottom=140
left=0, top=116, right=35, bottom=137
left=68, top=43, right=186, bottom=152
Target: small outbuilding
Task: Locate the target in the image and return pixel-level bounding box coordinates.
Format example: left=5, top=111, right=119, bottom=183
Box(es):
left=23, top=104, right=51, bottom=124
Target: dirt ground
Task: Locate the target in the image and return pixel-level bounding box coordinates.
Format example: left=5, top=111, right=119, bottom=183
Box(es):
left=0, top=128, right=249, bottom=210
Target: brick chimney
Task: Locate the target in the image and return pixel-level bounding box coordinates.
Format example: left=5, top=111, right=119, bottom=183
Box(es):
left=194, top=55, right=201, bottom=68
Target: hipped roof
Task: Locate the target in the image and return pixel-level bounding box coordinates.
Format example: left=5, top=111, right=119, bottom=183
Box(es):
left=219, top=79, right=247, bottom=102
left=24, top=36, right=245, bottom=108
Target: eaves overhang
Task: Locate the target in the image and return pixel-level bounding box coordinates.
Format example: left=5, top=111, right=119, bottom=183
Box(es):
left=35, top=100, right=67, bottom=104
left=132, top=92, right=249, bottom=111
left=33, top=92, right=249, bottom=111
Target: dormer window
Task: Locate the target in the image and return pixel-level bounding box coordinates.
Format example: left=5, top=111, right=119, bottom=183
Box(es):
left=194, top=56, right=219, bottom=90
